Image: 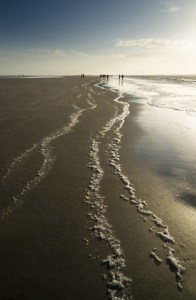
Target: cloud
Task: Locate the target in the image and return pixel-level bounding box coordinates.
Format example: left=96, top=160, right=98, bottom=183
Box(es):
left=126, top=51, right=165, bottom=58
left=5, top=39, right=196, bottom=66
left=7, top=53, right=47, bottom=59
left=70, top=50, right=89, bottom=57
left=125, top=50, right=189, bottom=59
left=115, top=39, right=196, bottom=51
left=160, top=1, right=180, bottom=12
left=70, top=50, right=125, bottom=60
left=6, top=49, right=69, bottom=59
left=115, top=39, right=171, bottom=48
left=28, top=49, right=124, bottom=60
left=4, top=49, right=126, bottom=61
left=31, top=49, right=69, bottom=57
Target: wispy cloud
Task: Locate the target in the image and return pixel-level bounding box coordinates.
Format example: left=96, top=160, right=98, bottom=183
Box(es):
left=39, top=49, right=68, bottom=56
left=115, top=39, right=171, bottom=48
left=7, top=53, right=47, bottom=59
left=115, top=39, right=196, bottom=51
left=160, top=1, right=180, bottom=12
left=126, top=51, right=164, bottom=58
left=69, top=50, right=124, bottom=60
left=5, top=49, right=125, bottom=60
left=30, top=49, right=69, bottom=57
left=5, top=39, right=196, bottom=65
left=6, top=49, right=69, bottom=59
left=70, top=50, right=89, bottom=57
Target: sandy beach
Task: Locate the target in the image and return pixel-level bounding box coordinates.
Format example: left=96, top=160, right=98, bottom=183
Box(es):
left=0, top=76, right=196, bottom=300
left=0, top=76, right=124, bottom=300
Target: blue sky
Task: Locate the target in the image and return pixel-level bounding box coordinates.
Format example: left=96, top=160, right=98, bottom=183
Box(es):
left=1, top=0, right=196, bottom=75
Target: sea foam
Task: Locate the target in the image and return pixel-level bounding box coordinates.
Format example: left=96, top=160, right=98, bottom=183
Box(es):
left=1, top=88, right=97, bottom=218
left=94, top=78, right=186, bottom=292
left=83, top=84, right=133, bottom=299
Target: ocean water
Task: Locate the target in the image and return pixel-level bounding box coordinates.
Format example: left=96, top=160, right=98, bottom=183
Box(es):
left=103, top=75, right=196, bottom=189
left=105, top=75, right=196, bottom=115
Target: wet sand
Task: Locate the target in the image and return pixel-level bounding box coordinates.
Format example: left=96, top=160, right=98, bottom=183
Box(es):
left=111, top=98, right=196, bottom=299
left=0, top=76, right=196, bottom=299
left=0, top=76, right=116, bottom=300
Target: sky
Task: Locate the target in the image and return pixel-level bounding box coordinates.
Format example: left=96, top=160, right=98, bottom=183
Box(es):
left=1, top=0, right=196, bottom=75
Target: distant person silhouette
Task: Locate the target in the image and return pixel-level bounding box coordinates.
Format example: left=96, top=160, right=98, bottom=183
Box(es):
left=122, top=74, right=124, bottom=79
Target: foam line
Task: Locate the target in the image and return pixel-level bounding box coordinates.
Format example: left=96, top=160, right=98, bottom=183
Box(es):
left=3, top=143, right=38, bottom=180
left=84, top=137, right=132, bottom=300
left=1, top=90, right=97, bottom=219
left=97, top=79, right=186, bottom=291
left=150, top=251, right=162, bottom=263
left=83, top=83, right=133, bottom=299
left=166, top=247, right=186, bottom=273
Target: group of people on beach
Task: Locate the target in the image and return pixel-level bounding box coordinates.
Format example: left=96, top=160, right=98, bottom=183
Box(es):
left=100, top=74, right=110, bottom=80
left=81, top=74, right=124, bottom=80
left=100, top=74, right=124, bottom=80
left=100, top=74, right=109, bottom=78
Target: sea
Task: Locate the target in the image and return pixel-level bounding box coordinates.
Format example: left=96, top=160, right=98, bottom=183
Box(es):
left=102, top=75, right=196, bottom=191
left=105, top=75, right=196, bottom=114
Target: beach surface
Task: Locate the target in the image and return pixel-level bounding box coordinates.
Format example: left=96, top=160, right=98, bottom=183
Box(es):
left=0, top=76, right=196, bottom=300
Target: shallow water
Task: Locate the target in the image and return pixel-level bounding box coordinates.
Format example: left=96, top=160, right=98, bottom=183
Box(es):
left=106, top=75, right=196, bottom=115
left=101, top=76, right=196, bottom=299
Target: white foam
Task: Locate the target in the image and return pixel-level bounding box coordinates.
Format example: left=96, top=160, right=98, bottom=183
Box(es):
left=83, top=83, right=133, bottom=299
left=151, top=215, right=168, bottom=228
left=3, top=143, right=38, bottom=179
left=1, top=88, right=97, bottom=219
left=97, top=79, right=187, bottom=291
left=156, top=229, right=175, bottom=244
left=178, top=283, right=183, bottom=290
left=139, top=210, right=152, bottom=216
left=166, top=247, right=186, bottom=274
left=120, top=195, right=129, bottom=201
left=150, top=251, right=162, bottom=263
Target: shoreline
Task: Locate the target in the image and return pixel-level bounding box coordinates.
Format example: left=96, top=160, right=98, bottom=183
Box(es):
left=99, top=78, right=196, bottom=299
left=116, top=91, right=196, bottom=299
